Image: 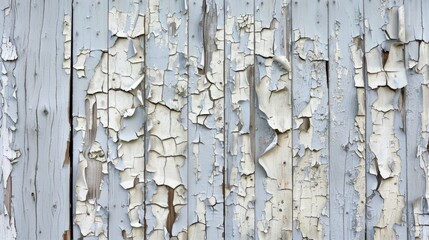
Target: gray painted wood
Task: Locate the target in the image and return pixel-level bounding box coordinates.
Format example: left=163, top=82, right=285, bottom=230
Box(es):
left=328, top=0, right=365, bottom=239
left=405, top=0, right=429, bottom=238
left=0, top=0, right=74, bottom=239
left=405, top=40, right=426, bottom=239
left=404, top=0, right=424, bottom=239
left=424, top=0, right=429, bottom=43
left=0, top=0, right=72, bottom=239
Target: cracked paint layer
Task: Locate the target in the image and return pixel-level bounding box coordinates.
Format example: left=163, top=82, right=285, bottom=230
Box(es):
left=224, top=1, right=255, bottom=239
left=74, top=1, right=147, bottom=239
left=108, top=3, right=146, bottom=238
left=188, top=0, right=225, bottom=239
left=365, top=1, right=407, bottom=239
left=0, top=11, right=20, bottom=240
left=73, top=1, right=109, bottom=239
left=63, top=14, right=72, bottom=75
left=254, top=0, right=293, bottom=239
left=1, top=37, right=17, bottom=61
left=0, top=62, right=18, bottom=239
left=145, top=0, right=188, bottom=239
left=292, top=1, right=329, bottom=239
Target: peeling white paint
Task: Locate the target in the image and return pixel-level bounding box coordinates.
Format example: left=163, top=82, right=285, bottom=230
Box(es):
left=73, top=49, right=90, bottom=79
left=224, top=2, right=256, bottom=238
left=188, top=0, right=225, bottom=238
left=63, top=14, right=72, bottom=75
left=56, top=1, right=429, bottom=239
left=0, top=37, right=17, bottom=61
left=0, top=62, right=18, bottom=239
left=350, top=38, right=366, bottom=237
left=74, top=4, right=148, bottom=238
left=254, top=1, right=293, bottom=239
left=365, top=2, right=407, bottom=238
left=145, top=0, right=188, bottom=238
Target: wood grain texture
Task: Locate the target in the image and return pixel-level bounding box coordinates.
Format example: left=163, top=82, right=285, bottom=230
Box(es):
left=0, top=0, right=72, bottom=239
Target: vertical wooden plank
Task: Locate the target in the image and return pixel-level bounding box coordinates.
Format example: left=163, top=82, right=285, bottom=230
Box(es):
left=0, top=0, right=71, bottom=238
left=364, top=1, right=407, bottom=239
left=328, top=0, right=365, bottom=239
left=107, top=1, right=147, bottom=239
left=31, top=1, right=72, bottom=236
left=406, top=41, right=428, bottom=240
left=145, top=0, right=188, bottom=239
left=224, top=0, right=255, bottom=238
left=405, top=0, right=429, bottom=238
left=410, top=42, right=429, bottom=238
left=72, top=0, right=109, bottom=238
left=403, top=0, right=423, bottom=238
left=187, top=0, right=225, bottom=238
left=291, top=0, right=329, bottom=239
left=254, top=0, right=292, bottom=239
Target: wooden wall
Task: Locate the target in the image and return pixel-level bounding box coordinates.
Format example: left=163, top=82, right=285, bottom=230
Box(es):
left=1, top=0, right=429, bottom=239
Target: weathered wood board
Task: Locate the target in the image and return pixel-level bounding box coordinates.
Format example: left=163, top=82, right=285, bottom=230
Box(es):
left=1, top=0, right=429, bottom=239
left=1, top=0, right=71, bottom=239
left=328, top=0, right=365, bottom=239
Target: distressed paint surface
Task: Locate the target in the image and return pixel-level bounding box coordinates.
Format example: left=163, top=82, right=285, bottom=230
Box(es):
left=292, top=1, right=329, bottom=239
left=364, top=1, right=407, bottom=239
left=187, top=0, right=225, bottom=239
left=407, top=40, right=429, bottom=239
left=224, top=1, right=255, bottom=239
left=328, top=0, right=366, bottom=239
left=0, top=2, right=19, bottom=237
left=145, top=0, right=188, bottom=239
left=72, top=0, right=109, bottom=238
left=405, top=0, right=429, bottom=237
left=108, top=1, right=147, bottom=239
left=403, top=0, right=424, bottom=238
left=4, top=0, right=429, bottom=239
left=254, top=0, right=292, bottom=239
